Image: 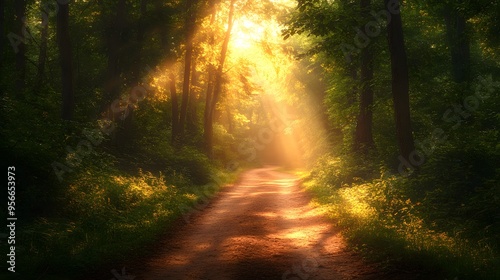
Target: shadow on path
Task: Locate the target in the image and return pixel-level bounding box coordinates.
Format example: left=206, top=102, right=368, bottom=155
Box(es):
left=119, top=167, right=419, bottom=280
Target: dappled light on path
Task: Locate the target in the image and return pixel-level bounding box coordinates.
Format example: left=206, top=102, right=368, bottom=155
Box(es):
left=138, top=167, right=393, bottom=280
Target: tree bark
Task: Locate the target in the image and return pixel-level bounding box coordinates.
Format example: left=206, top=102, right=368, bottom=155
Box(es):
left=203, top=3, right=217, bottom=157
left=56, top=2, right=74, bottom=120
left=203, top=64, right=215, bottom=155
left=444, top=5, right=471, bottom=84
left=210, top=0, right=235, bottom=121
left=204, top=0, right=236, bottom=158
left=101, top=0, right=126, bottom=112
left=180, top=0, right=197, bottom=137
left=169, top=73, right=180, bottom=144
left=156, top=0, right=172, bottom=51
left=14, top=0, right=27, bottom=94
left=354, top=0, right=375, bottom=154
left=385, top=0, right=415, bottom=163
left=36, top=2, right=49, bottom=89
left=0, top=0, right=5, bottom=73
left=132, top=0, right=148, bottom=85
left=187, top=51, right=199, bottom=135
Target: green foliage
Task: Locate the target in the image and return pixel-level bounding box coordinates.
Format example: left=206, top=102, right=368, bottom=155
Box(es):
left=0, top=156, right=234, bottom=279
left=1, top=0, right=499, bottom=278
left=302, top=153, right=500, bottom=279
left=169, top=147, right=214, bottom=185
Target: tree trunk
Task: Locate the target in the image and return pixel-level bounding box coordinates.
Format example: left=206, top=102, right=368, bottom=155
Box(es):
left=0, top=0, right=5, bottom=73
left=226, top=107, right=233, bottom=134
left=203, top=64, right=215, bottom=156
left=101, top=0, right=126, bottom=112
left=187, top=52, right=199, bottom=135
left=210, top=0, right=236, bottom=122
left=384, top=0, right=415, bottom=163
left=180, top=0, right=197, bottom=137
left=132, top=0, right=148, bottom=85
left=204, top=0, right=236, bottom=158
left=36, top=2, right=49, bottom=89
left=14, top=0, right=26, bottom=94
left=180, top=41, right=193, bottom=135
left=354, top=0, right=375, bottom=154
left=169, top=73, right=180, bottom=144
left=156, top=0, right=171, bottom=51
left=444, top=5, right=471, bottom=84
left=56, top=2, right=74, bottom=120
left=347, top=65, right=358, bottom=106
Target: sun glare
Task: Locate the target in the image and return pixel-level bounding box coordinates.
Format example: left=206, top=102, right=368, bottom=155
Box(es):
left=231, top=18, right=265, bottom=49
left=226, top=15, right=328, bottom=168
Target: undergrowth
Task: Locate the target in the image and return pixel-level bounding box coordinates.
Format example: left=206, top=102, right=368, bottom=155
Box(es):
left=0, top=154, right=237, bottom=280
left=300, top=153, right=500, bottom=280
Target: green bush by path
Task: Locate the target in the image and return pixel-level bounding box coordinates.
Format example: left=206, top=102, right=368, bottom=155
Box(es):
left=0, top=158, right=237, bottom=280
left=299, top=153, right=500, bottom=280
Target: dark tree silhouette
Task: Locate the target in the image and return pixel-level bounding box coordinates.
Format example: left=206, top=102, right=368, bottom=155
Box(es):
left=14, top=0, right=27, bottom=94
left=385, top=0, right=415, bottom=163
left=354, top=0, right=375, bottom=154
left=56, top=1, right=74, bottom=120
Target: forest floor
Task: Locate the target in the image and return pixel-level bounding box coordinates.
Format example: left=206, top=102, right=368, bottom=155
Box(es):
left=106, top=167, right=421, bottom=280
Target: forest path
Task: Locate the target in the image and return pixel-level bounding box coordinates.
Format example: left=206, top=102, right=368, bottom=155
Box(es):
left=135, top=167, right=407, bottom=280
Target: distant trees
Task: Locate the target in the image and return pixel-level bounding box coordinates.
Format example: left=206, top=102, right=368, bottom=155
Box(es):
left=101, top=0, right=127, bottom=114
left=282, top=0, right=499, bottom=172
left=0, top=0, right=286, bottom=161
left=35, top=1, right=49, bottom=89
left=56, top=1, right=74, bottom=120
left=169, top=72, right=180, bottom=144
left=1, top=0, right=497, bottom=174
left=0, top=0, right=5, bottom=78
left=282, top=0, right=442, bottom=167
left=14, top=0, right=26, bottom=94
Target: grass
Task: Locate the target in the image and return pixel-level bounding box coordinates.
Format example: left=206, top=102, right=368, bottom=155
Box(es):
left=297, top=155, right=500, bottom=280
left=0, top=164, right=238, bottom=280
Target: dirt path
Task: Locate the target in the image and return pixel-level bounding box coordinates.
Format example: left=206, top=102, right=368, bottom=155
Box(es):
left=134, top=167, right=407, bottom=280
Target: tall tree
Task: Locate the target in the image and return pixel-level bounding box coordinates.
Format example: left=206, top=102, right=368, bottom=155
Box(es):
left=187, top=49, right=199, bottom=135
left=385, top=0, right=415, bottom=163
left=443, top=3, right=471, bottom=84
left=203, top=64, right=215, bottom=154
left=101, top=0, right=127, bottom=113
left=132, top=0, right=148, bottom=85
left=169, top=72, right=181, bottom=144
left=204, top=0, right=236, bottom=158
left=354, top=0, right=375, bottom=154
left=14, top=0, right=27, bottom=94
left=56, top=1, right=74, bottom=120
left=36, top=1, right=49, bottom=89
left=179, top=0, right=198, bottom=137
left=0, top=0, right=5, bottom=73
left=155, top=0, right=174, bottom=52
left=202, top=0, right=217, bottom=154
